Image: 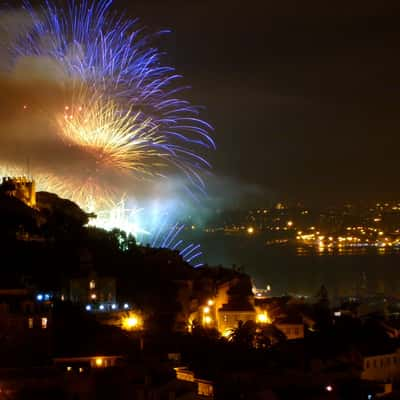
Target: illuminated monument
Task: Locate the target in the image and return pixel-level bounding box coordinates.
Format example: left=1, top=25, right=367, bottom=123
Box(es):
left=0, top=177, right=36, bottom=207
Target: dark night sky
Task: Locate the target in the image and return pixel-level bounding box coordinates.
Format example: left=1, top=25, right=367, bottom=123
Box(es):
left=115, top=0, right=400, bottom=204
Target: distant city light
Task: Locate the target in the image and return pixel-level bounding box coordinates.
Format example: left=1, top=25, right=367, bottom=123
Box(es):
left=99, top=304, right=105, bottom=310
left=86, top=305, right=92, bottom=311
left=95, top=358, right=103, bottom=367
left=203, top=315, right=212, bottom=324
left=203, top=306, right=210, bottom=314
left=36, top=294, right=43, bottom=301
left=123, top=303, right=129, bottom=309
left=91, top=293, right=97, bottom=300
left=247, top=227, right=254, bottom=234
left=287, top=220, right=293, bottom=227
left=325, top=385, right=333, bottom=392
left=111, top=304, right=117, bottom=310
left=207, top=299, right=214, bottom=306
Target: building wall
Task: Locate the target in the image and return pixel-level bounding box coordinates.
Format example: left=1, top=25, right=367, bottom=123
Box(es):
left=275, top=323, right=304, bottom=340
left=217, top=310, right=256, bottom=334
left=214, top=281, right=230, bottom=330
left=362, top=349, right=400, bottom=382
left=70, top=276, right=116, bottom=305
left=197, top=379, right=214, bottom=397
left=175, top=368, right=195, bottom=382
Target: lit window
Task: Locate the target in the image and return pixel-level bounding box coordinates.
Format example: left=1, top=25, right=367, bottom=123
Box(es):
left=95, top=357, right=103, bottom=367
left=89, top=280, right=96, bottom=289
left=66, top=366, right=72, bottom=372
left=28, top=318, right=33, bottom=329
left=41, top=317, right=47, bottom=329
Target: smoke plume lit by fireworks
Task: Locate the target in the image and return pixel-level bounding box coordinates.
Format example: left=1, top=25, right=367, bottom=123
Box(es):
left=0, top=0, right=214, bottom=264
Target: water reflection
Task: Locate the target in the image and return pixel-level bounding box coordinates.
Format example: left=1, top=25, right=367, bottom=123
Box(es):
left=296, top=245, right=400, bottom=256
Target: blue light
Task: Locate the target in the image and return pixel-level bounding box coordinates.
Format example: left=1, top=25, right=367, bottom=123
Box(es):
left=85, top=305, right=91, bottom=311
left=123, top=303, right=129, bottom=309
left=111, top=304, right=117, bottom=310
left=99, top=304, right=105, bottom=310
left=368, top=395, right=372, bottom=400
left=44, top=294, right=50, bottom=301
left=36, top=294, right=43, bottom=301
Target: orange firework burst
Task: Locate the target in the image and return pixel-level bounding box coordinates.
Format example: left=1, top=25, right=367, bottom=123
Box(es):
left=57, top=98, right=165, bottom=174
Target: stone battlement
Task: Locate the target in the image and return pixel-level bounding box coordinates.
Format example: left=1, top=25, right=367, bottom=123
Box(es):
left=1, top=176, right=36, bottom=207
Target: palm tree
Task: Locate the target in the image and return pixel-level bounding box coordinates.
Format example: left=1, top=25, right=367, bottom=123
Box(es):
left=227, top=320, right=257, bottom=347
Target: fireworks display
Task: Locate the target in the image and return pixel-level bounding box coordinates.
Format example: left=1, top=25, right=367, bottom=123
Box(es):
left=91, top=200, right=203, bottom=267
left=10, top=0, right=214, bottom=190
left=0, top=0, right=213, bottom=265
left=58, top=98, right=162, bottom=174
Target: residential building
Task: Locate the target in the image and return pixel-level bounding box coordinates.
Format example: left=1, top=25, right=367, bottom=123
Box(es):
left=70, top=272, right=116, bottom=306
left=362, top=348, right=400, bottom=382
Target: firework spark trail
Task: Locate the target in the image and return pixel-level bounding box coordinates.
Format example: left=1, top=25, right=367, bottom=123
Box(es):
left=148, top=223, right=204, bottom=267
left=93, top=200, right=203, bottom=267
left=91, top=198, right=149, bottom=237
left=58, top=98, right=165, bottom=174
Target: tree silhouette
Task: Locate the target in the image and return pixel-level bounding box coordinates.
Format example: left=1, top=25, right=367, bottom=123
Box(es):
left=227, top=320, right=256, bottom=348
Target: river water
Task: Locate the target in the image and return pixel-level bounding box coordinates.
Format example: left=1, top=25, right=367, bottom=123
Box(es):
left=191, top=231, right=400, bottom=297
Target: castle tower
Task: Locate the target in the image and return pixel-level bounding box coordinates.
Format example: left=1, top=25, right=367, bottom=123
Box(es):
left=1, top=177, right=36, bottom=208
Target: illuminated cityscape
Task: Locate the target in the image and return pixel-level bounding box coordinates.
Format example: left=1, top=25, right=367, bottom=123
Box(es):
left=202, top=201, right=400, bottom=250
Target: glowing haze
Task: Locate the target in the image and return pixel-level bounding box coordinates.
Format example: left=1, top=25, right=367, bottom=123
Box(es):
left=0, top=0, right=214, bottom=264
